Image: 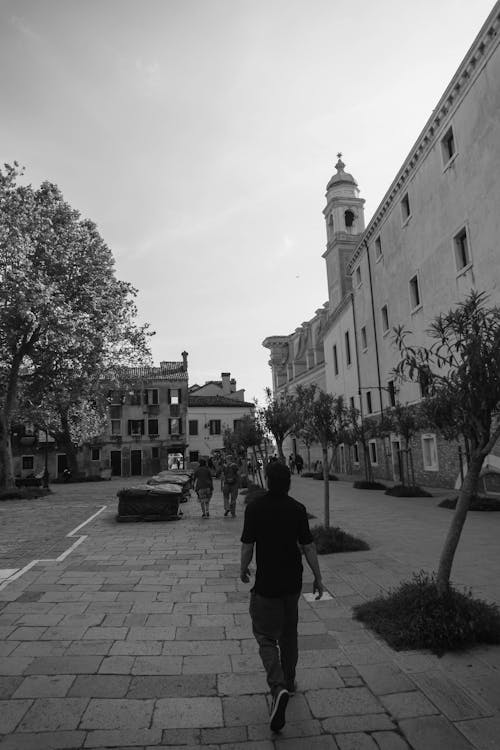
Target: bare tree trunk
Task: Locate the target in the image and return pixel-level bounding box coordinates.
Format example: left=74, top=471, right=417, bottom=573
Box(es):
left=307, top=446, right=311, bottom=470
left=436, top=454, right=484, bottom=594
left=322, top=445, right=330, bottom=528
left=59, top=411, right=79, bottom=476
left=0, top=413, right=15, bottom=489
left=276, top=440, right=285, bottom=463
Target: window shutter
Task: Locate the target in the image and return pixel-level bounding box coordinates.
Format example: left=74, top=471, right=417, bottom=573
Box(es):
left=167, top=389, right=171, bottom=404
left=178, top=419, right=183, bottom=434
left=127, top=420, right=132, bottom=435
left=178, top=389, right=182, bottom=404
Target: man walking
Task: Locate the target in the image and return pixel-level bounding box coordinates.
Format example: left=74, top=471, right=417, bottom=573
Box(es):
left=240, top=462, right=324, bottom=733
left=222, top=458, right=240, bottom=517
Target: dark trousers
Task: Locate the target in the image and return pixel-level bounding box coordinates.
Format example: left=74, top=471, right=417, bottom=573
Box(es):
left=250, top=590, right=300, bottom=696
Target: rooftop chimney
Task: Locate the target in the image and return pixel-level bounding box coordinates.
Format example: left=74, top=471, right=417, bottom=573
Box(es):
left=182, top=351, right=188, bottom=371
left=221, top=372, right=231, bottom=396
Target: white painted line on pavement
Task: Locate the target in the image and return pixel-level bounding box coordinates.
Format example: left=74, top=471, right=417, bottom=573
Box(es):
left=0, top=568, right=19, bottom=581
left=0, top=505, right=107, bottom=591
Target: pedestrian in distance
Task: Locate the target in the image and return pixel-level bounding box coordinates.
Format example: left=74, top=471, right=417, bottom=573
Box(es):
left=222, top=458, right=240, bottom=517
left=193, top=458, right=213, bottom=518
left=240, top=462, right=324, bottom=733
left=295, top=454, right=303, bottom=476
left=288, top=454, right=295, bottom=474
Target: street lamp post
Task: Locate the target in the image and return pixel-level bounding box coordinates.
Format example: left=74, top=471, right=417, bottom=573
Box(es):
left=42, top=427, right=49, bottom=489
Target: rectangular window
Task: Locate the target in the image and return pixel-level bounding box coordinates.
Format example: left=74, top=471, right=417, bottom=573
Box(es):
left=369, top=440, right=378, bottom=465
left=353, top=443, right=360, bottom=463
left=189, top=450, right=199, bottom=463
left=401, top=192, right=411, bottom=222
left=22, top=455, right=34, bottom=470
left=143, top=389, right=159, bottom=405
left=361, top=325, right=367, bottom=350
left=441, top=126, right=456, bottom=164
left=111, top=420, right=121, bottom=435
left=148, top=419, right=159, bottom=436
left=381, top=305, right=389, bottom=333
left=387, top=380, right=396, bottom=407
left=409, top=274, right=421, bottom=310
left=169, top=418, right=180, bottom=435
left=129, top=390, right=142, bottom=405
left=209, top=419, right=221, bottom=436
left=349, top=396, right=355, bottom=411
left=454, top=228, right=470, bottom=271
left=189, top=420, right=198, bottom=436
left=168, top=389, right=181, bottom=405
left=128, top=419, right=144, bottom=435
left=91, top=448, right=100, bottom=461
left=355, top=266, right=362, bottom=286
left=109, top=405, right=121, bottom=420
left=375, top=235, right=382, bottom=258
left=152, top=447, right=159, bottom=459
left=422, top=434, right=439, bottom=471
left=333, top=344, right=339, bottom=376
left=366, top=391, right=373, bottom=414
left=233, top=419, right=242, bottom=431
left=345, top=331, right=351, bottom=366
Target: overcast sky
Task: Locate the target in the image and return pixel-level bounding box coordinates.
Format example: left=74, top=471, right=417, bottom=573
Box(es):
left=1, top=0, right=496, bottom=402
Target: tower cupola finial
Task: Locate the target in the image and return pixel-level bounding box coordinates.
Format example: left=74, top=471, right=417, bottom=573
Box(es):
left=335, top=152, right=346, bottom=173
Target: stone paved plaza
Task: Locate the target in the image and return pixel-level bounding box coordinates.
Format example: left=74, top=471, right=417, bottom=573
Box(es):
left=0, top=477, right=499, bottom=749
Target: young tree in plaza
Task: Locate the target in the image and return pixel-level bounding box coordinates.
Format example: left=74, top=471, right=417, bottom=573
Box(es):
left=0, top=163, right=152, bottom=488
left=257, top=387, right=298, bottom=463
left=295, top=384, right=350, bottom=528
left=223, top=413, right=265, bottom=485
left=394, top=290, right=500, bottom=594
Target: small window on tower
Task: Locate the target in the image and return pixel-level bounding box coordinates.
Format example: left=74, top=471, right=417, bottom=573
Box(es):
left=344, top=210, right=355, bottom=229
left=441, top=126, right=456, bottom=165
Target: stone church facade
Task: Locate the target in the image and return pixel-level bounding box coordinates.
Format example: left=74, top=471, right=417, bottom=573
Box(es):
left=264, top=3, right=500, bottom=487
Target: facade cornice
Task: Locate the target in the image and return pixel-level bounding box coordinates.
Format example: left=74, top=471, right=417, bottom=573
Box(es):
left=322, top=231, right=365, bottom=259
left=347, top=2, right=500, bottom=273
left=323, top=292, right=354, bottom=333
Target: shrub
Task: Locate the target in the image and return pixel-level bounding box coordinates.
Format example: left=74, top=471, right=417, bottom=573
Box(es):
left=0, top=487, right=51, bottom=501
left=353, top=571, right=500, bottom=655
left=312, top=473, right=338, bottom=481
left=353, top=480, right=387, bottom=490
left=439, top=495, right=500, bottom=511
left=301, top=471, right=315, bottom=478
left=310, top=524, right=369, bottom=554
left=385, top=484, right=432, bottom=497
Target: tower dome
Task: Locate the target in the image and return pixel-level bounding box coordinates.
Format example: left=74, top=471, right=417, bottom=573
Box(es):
left=326, top=153, right=359, bottom=197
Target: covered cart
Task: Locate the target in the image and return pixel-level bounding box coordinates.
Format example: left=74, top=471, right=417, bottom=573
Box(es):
left=147, top=471, right=192, bottom=502
left=116, top=483, right=182, bottom=522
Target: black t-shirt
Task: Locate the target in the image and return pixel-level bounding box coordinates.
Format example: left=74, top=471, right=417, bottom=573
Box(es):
left=240, top=491, right=313, bottom=597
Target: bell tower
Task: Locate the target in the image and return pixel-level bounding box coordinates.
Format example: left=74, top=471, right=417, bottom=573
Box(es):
left=322, top=154, right=365, bottom=312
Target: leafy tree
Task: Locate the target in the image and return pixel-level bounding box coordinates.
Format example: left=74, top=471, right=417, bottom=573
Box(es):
left=394, top=290, right=500, bottom=594
left=257, top=387, right=298, bottom=463
left=223, top=413, right=265, bottom=485
left=295, top=384, right=350, bottom=528
left=344, top=408, right=376, bottom=483
left=382, top=402, right=425, bottom=487
left=0, top=163, right=152, bottom=487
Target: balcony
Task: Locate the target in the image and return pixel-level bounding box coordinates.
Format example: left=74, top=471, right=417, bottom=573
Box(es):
left=169, top=404, right=180, bottom=418
left=148, top=434, right=159, bottom=441
left=131, top=433, right=142, bottom=441
left=147, top=404, right=160, bottom=415
left=110, top=435, right=122, bottom=443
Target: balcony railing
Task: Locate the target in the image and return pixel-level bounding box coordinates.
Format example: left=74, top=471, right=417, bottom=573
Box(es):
left=148, top=433, right=159, bottom=440
left=110, top=435, right=122, bottom=443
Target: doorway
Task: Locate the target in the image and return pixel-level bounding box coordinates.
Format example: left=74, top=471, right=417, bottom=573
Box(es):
left=131, top=450, right=142, bottom=476
left=57, top=454, right=68, bottom=476
left=110, top=450, right=122, bottom=476
left=390, top=438, right=402, bottom=482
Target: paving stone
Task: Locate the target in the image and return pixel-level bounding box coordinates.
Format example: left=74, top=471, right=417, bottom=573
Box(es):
left=13, top=674, right=75, bottom=698
left=0, top=641, right=18, bottom=657
left=410, top=668, right=493, bottom=720
left=201, top=725, right=247, bottom=744
left=18, top=697, right=89, bottom=731
left=80, top=697, right=154, bottom=729
left=13, top=613, right=64, bottom=627
left=13, top=641, right=69, bottom=657
left=250, top=718, right=323, bottom=740
left=299, top=649, right=346, bottom=668
left=182, top=654, right=232, bottom=674
left=68, top=674, right=130, bottom=697
left=153, top=696, right=224, bottom=728
left=0, top=656, right=33, bottom=674
left=356, top=663, right=416, bottom=695
left=126, top=626, right=176, bottom=640
left=298, top=633, right=339, bottom=650
left=164, top=639, right=241, bottom=656
left=0, top=730, right=86, bottom=749
left=307, top=687, right=384, bottom=718
left=0, top=699, right=33, bottom=733
left=222, top=694, right=270, bottom=725
left=335, top=733, right=378, bottom=749
left=175, top=626, right=225, bottom=640
left=83, top=626, right=128, bottom=640
left=83, top=728, right=162, bottom=747
left=0, top=675, right=23, bottom=699
left=380, top=691, right=439, bottom=719
left=398, top=715, right=475, bottom=750
left=127, top=673, right=216, bottom=699
left=456, top=715, right=500, bottom=750
left=25, top=656, right=103, bottom=674
left=341, top=644, right=391, bottom=666
left=274, top=736, right=338, bottom=749
left=65, top=640, right=113, bottom=656
left=97, top=655, right=134, bottom=674
left=109, top=639, right=162, bottom=655
left=218, top=672, right=268, bottom=695
left=159, top=727, right=201, bottom=746
left=131, top=655, right=183, bottom=675
left=7, top=626, right=47, bottom=641
left=372, top=731, right=412, bottom=750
